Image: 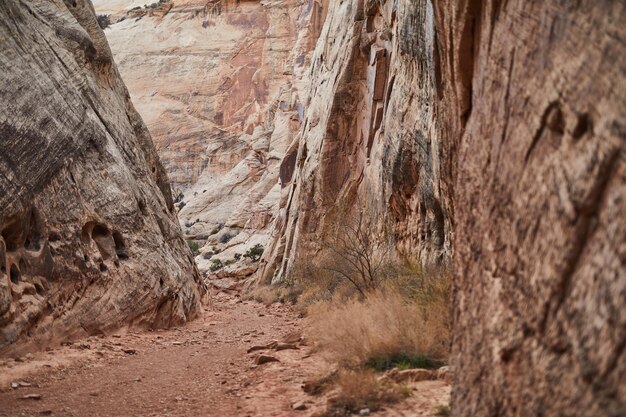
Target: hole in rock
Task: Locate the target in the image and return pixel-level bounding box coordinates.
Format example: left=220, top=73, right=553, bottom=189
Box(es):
left=112, top=231, right=129, bottom=260
left=92, top=224, right=110, bottom=238
left=10, top=264, right=20, bottom=284
left=572, top=113, right=592, bottom=139
left=99, top=263, right=108, bottom=272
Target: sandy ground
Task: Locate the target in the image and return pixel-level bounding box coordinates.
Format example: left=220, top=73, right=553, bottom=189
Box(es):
left=0, top=291, right=449, bottom=417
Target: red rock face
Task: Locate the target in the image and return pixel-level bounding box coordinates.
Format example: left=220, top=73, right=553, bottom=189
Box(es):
left=435, top=1, right=626, bottom=415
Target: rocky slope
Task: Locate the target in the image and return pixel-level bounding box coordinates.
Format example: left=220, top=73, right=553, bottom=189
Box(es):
left=93, top=0, right=329, bottom=277
left=0, top=0, right=205, bottom=355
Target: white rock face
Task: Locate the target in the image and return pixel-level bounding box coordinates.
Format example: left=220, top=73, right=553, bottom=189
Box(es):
left=93, top=0, right=328, bottom=276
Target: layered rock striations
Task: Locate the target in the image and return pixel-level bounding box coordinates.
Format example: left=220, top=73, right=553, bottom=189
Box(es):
left=258, top=0, right=625, bottom=415
left=0, top=0, right=205, bottom=354
left=94, top=0, right=329, bottom=276
left=259, top=0, right=449, bottom=284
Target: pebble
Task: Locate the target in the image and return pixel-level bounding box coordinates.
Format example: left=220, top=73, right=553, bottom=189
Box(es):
left=292, top=401, right=307, bottom=410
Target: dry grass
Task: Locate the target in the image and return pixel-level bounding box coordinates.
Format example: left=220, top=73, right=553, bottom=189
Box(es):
left=243, top=285, right=298, bottom=306
left=322, top=369, right=411, bottom=416
left=307, top=271, right=450, bottom=369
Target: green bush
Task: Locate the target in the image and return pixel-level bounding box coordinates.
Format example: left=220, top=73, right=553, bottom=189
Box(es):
left=210, top=259, right=224, bottom=272
left=244, top=244, right=264, bottom=262
left=187, top=240, right=201, bottom=256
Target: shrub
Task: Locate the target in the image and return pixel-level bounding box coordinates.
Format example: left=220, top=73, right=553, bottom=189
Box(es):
left=209, top=223, right=224, bottom=235
left=435, top=405, right=451, bottom=417
left=173, top=190, right=184, bottom=203
left=234, top=253, right=242, bottom=261
left=187, top=240, right=201, bottom=256
left=209, top=259, right=223, bottom=272
left=307, top=280, right=450, bottom=369
left=202, top=252, right=214, bottom=260
left=243, top=244, right=264, bottom=262
left=321, top=209, right=388, bottom=297
left=96, top=14, right=111, bottom=29
left=323, top=369, right=410, bottom=416
left=219, top=231, right=235, bottom=244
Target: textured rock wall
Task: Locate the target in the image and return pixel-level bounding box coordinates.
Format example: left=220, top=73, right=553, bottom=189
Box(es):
left=260, top=0, right=625, bottom=415
left=438, top=1, right=626, bottom=416
left=0, top=0, right=204, bottom=355
left=94, top=0, right=329, bottom=277
left=259, top=0, right=449, bottom=284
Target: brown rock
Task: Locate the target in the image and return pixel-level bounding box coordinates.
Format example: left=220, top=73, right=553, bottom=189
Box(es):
left=292, top=401, right=307, bottom=410
left=0, top=0, right=205, bottom=353
left=18, top=394, right=41, bottom=400
left=255, top=354, right=280, bottom=365
left=384, top=368, right=433, bottom=383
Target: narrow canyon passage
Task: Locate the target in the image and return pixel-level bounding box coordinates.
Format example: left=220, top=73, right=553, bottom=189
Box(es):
left=0, top=291, right=450, bottom=417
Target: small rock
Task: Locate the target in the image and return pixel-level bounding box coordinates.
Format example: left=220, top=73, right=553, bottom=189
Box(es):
left=39, top=410, right=53, bottom=415
left=25, top=353, right=34, bottom=360
left=359, top=408, right=370, bottom=416
left=255, top=354, right=280, bottom=365
left=292, top=401, right=307, bottom=410
left=122, top=348, right=137, bottom=355
left=11, top=381, right=32, bottom=389
left=18, top=394, right=42, bottom=400
left=275, top=343, right=298, bottom=351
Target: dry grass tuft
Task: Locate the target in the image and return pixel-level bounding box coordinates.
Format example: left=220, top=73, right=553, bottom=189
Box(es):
left=307, top=271, right=450, bottom=369
left=322, top=369, right=411, bottom=416
left=243, top=285, right=299, bottom=306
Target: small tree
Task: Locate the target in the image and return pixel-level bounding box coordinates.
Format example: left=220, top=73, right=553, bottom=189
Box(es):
left=210, top=259, right=224, bottom=272
left=322, top=209, right=387, bottom=297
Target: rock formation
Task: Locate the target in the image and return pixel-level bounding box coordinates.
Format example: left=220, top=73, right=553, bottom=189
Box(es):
left=257, top=0, right=625, bottom=415
left=258, top=0, right=449, bottom=284
left=92, top=0, right=624, bottom=414
left=0, top=0, right=205, bottom=355
left=93, top=0, right=329, bottom=277
left=439, top=2, right=626, bottom=416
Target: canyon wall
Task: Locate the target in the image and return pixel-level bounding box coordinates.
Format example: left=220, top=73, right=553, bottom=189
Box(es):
left=0, top=0, right=205, bottom=354
left=259, top=0, right=450, bottom=284
left=94, top=0, right=329, bottom=276
left=260, top=0, right=625, bottom=415
left=440, top=1, right=625, bottom=416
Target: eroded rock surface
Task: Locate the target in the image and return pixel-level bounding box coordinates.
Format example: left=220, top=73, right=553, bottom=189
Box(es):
left=259, top=0, right=449, bottom=284
left=439, top=2, right=626, bottom=416
left=94, top=0, right=329, bottom=277
left=0, top=0, right=205, bottom=355
left=258, top=0, right=625, bottom=416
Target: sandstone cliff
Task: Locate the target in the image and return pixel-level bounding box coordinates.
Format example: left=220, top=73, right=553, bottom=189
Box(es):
left=94, top=0, right=328, bottom=277
left=259, top=0, right=449, bottom=284
left=0, top=0, right=205, bottom=354
left=257, top=0, right=625, bottom=415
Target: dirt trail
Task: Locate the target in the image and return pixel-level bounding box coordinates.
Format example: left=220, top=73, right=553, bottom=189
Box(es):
left=0, top=292, right=449, bottom=417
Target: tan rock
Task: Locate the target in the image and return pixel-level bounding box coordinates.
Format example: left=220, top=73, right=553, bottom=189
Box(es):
left=0, top=0, right=205, bottom=354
